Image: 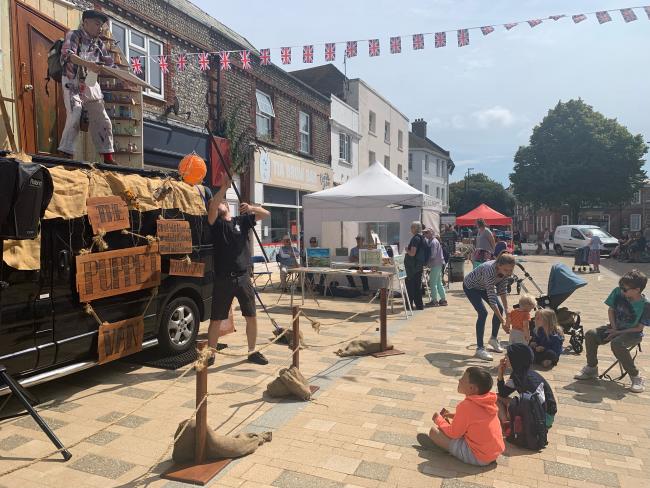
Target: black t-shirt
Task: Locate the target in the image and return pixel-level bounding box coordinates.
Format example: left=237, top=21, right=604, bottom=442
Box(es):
left=211, top=214, right=256, bottom=274
left=408, top=234, right=426, bottom=264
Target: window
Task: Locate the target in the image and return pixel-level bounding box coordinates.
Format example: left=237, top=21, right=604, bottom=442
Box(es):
left=436, top=160, right=441, bottom=177
left=571, top=228, right=585, bottom=240
left=631, top=214, right=642, bottom=231
left=369, top=111, right=376, bottom=134
left=397, top=164, right=403, bottom=179
left=408, top=153, right=413, bottom=170
left=561, top=215, right=569, bottom=225
left=436, top=187, right=440, bottom=198
left=441, top=188, right=445, bottom=202
left=384, top=121, right=391, bottom=143
left=339, top=133, right=351, bottom=162
left=424, top=154, right=429, bottom=174
left=299, top=111, right=311, bottom=154
left=369, top=150, right=376, bottom=166
left=603, top=214, right=610, bottom=232
left=256, top=90, right=275, bottom=138
left=384, top=155, right=390, bottom=171
left=632, top=191, right=641, bottom=205
left=398, top=130, right=403, bottom=150
left=424, top=184, right=430, bottom=195
left=110, top=20, right=164, bottom=98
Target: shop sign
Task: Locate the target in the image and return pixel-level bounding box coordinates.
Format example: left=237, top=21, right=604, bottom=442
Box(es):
left=256, top=149, right=332, bottom=192
left=157, top=219, right=192, bottom=254
left=98, top=316, right=144, bottom=364
left=86, top=196, right=130, bottom=233
left=440, top=213, right=456, bottom=226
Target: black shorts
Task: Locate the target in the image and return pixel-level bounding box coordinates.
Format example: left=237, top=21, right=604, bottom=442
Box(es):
left=211, top=273, right=257, bottom=320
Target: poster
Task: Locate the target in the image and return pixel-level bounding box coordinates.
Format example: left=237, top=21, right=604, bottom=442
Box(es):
left=306, top=247, right=331, bottom=268
left=359, top=249, right=382, bottom=267
left=393, top=255, right=407, bottom=280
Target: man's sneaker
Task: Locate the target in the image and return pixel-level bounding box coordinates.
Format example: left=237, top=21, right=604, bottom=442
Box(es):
left=488, top=337, right=504, bottom=353
left=630, top=375, right=645, bottom=393
left=248, top=351, right=269, bottom=365
left=574, top=365, right=598, bottom=380
left=475, top=348, right=493, bottom=361
left=438, top=300, right=448, bottom=306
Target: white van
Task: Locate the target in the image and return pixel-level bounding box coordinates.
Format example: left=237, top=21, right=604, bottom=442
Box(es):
left=553, top=225, right=618, bottom=256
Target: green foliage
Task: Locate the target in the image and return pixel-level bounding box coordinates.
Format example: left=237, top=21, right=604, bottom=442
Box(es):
left=510, top=99, right=647, bottom=220
left=449, top=173, right=515, bottom=216
left=221, top=101, right=253, bottom=175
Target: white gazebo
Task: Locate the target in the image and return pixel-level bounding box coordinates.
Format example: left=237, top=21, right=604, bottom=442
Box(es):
left=303, top=162, right=441, bottom=251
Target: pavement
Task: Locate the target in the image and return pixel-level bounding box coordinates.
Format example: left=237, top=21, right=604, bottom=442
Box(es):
left=0, top=255, right=648, bottom=487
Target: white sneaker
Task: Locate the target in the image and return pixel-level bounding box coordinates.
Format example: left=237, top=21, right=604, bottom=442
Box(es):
left=475, top=348, right=493, bottom=361
left=574, top=365, right=598, bottom=380
left=488, top=337, right=504, bottom=353
left=630, top=375, right=645, bottom=393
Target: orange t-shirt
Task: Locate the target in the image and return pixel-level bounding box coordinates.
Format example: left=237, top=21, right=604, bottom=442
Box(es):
left=509, top=309, right=531, bottom=331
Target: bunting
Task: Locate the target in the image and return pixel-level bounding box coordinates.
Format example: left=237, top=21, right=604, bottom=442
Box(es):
left=240, top=50, right=251, bottom=70
left=198, top=52, right=210, bottom=71
left=260, top=48, right=271, bottom=66
left=434, top=31, right=446, bottom=48
left=549, top=15, right=565, bottom=21
left=325, top=43, right=336, bottom=61
left=457, top=29, right=470, bottom=47
left=645, top=6, right=650, bottom=19
left=303, top=45, right=314, bottom=63
left=572, top=14, right=587, bottom=23
left=596, top=11, right=612, bottom=24
left=369, top=39, right=380, bottom=57
left=412, top=34, right=424, bottom=50
left=504, top=23, right=518, bottom=30
left=481, top=26, right=495, bottom=35
left=527, top=19, right=542, bottom=27
left=390, top=36, right=401, bottom=54
left=219, top=51, right=230, bottom=71
left=130, top=56, right=142, bottom=75
left=281, top=47, right=291, bottom=65
left=345, top=41, right=358, bottom=58
left=176, top=53, right=187, bottom=71
left=158, top=55, right=169, bottom=74
left=620, top=8, right=637, bottom=22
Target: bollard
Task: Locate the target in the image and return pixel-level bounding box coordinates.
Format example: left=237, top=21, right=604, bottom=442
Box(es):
left=195, top=340, right=208, bottom=464
left=292, top=306, right=300, bottom=369
left=373, top=287, right=405, bottom=358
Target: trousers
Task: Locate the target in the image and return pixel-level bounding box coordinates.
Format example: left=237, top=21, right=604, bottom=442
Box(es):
left=585, top=325, right=642, bottom=377
left=463, top=285, right=503, bottom=349
left=428, top=265, right=446, bottom=302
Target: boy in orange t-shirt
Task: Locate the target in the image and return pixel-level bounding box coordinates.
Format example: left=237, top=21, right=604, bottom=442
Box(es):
left=507, top=295, right=536, bottom=344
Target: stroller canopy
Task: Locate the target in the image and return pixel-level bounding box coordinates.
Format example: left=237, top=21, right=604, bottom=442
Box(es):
left=548, top=263, right=587, bottom=298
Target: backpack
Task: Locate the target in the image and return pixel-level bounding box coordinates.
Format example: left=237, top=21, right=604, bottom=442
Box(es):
left=507, top=383, right=548, bottom=451
left=47, top=38, right=65, bottom=83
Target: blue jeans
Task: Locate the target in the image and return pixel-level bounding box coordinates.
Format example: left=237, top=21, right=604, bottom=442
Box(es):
left=463, top=285, right=503, bottom=349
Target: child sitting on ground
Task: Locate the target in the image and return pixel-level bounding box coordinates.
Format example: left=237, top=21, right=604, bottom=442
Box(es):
left=508, top=294, right=536, bottom=345
left=418, top=367, right=505, bottom=466
left=497, top=344, right=557, bottom=429
left=530, top=309, right=564, bottom=368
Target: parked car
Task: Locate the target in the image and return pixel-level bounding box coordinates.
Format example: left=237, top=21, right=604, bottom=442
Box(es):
left=553, top=225, right=618, bottom=256
left=0, top=158, right=213, bottom=393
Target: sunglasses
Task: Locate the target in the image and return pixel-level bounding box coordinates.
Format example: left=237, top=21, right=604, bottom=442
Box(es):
left=620, top=285, right=636, bottom=293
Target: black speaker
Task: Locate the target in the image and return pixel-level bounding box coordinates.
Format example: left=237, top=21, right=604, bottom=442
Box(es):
left=0, top=158, right=53, bottom=240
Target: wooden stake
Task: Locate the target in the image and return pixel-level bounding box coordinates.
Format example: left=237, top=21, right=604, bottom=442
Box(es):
left=373, top=287, right=405, bottom=358
left=292, top=306, right=300, bottom=369
left=195, top=340, right=208, bottom=464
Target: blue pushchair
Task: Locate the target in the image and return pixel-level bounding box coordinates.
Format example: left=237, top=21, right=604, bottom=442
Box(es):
left=573, top=246, right=592, bottom=273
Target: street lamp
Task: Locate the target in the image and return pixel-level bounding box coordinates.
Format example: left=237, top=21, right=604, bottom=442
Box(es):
left=465, top=167, right=474, bottom=193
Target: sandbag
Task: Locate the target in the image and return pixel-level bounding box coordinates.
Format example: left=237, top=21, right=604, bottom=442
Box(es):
left=272, top=328, right=304, bottom=349
left=335, top=339, right=392, bottom=357
left=172, top=419, right=272, bottom=463
left=265, top=366, right=311, bottom=401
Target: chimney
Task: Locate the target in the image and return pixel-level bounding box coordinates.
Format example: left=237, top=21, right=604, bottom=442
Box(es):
left=412, top=118, right=427, bottom=139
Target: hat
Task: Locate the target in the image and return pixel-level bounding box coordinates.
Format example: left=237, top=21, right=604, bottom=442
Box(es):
left=82, top=9, right=109, bottom=23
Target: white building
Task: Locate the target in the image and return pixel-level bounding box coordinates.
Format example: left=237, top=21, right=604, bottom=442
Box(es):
left=408, top=119, right=454, bottom=213
left=330, top=95, right=361, bottom=185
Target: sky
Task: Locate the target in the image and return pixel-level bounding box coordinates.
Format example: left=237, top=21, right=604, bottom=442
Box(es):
left=192, top=0, right=649, bottom=185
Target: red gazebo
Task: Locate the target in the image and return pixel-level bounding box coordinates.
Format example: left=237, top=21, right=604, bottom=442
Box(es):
left=455, top=204, right=512, bottom=227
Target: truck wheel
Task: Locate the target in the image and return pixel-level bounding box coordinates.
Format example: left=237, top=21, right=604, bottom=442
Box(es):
left=554, top=245, right=563, bottom=256
left=158, top=296, right=200, bottom=354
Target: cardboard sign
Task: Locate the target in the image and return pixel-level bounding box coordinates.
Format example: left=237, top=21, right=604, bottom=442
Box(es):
left=157, top=219, right=192, bottom=254
left=75, top=244, right=161, bottom=302
left=86, top=196, right=130, bottom=233
left=169, top=259, right=205, bottom=277
left=98, top=316, right=144, bottom=365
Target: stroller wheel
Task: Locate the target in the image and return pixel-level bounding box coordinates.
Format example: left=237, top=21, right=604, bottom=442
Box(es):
left=570, top=335, right=583, bottom=354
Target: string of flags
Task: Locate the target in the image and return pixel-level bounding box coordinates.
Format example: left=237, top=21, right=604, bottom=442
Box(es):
left=130, top=6, right=650, bottom=74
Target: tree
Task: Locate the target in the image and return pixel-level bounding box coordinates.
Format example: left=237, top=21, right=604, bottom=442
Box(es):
left=510, top=99, right=647, bottom=223
left=449, top=172, right=515, bottom=216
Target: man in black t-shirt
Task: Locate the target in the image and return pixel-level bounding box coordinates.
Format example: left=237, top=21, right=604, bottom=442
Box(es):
left=208, top=176, right=271, bottom=365
left=405, top=221, right=426, bottom=310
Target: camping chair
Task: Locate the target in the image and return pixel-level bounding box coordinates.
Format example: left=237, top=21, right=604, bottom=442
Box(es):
left=599, top=343, right=642, bottom=382
left=251, top=255, right=273, bottom=291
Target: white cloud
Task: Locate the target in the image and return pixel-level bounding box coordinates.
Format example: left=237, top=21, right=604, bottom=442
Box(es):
left=451, top=115, right=466, bottom=129
left=472, top=106, right=516, bottom=129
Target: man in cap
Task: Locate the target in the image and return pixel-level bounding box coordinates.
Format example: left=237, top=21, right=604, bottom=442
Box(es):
left=347, top=235, right=370, bottom=293
left=58, top=10, right=115, bottom=164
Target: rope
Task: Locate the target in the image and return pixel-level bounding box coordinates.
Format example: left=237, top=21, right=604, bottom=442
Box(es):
left=121, top=228, right=159, bottom=245
left=212, top=314, right=297, bottom=357
left=83, top=303, right=106, bottom=327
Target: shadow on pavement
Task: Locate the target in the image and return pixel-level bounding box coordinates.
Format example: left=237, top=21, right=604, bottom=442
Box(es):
left=562, top=378, right=628, bottom=403
left=424, top=351, right=499, bottom=377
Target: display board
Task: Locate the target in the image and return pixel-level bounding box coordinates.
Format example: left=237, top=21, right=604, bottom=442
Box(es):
left=359, top=249, right=382, bottom=267
left=98, top=316, right=144, bottom=364
left=169, top=259, right=205, bottom=277
left=86, top=196, right=130, bottom=233
left=157, top=219, right=192, bottom=254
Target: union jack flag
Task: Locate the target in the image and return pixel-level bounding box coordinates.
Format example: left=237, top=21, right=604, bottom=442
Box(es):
left=303, top=45, right=314, bottom=63
left=480, top=26, right=495, bottom=35
left=527, top=19, right=542, bottom=27
left=645, top=6, right=650, bottom=20
left=281, top=47, right=291, bottom=65
left=621, top=8, right=638, bottom=22
left=260, top=48, right=271, bottom=66
left=345, top=41, right=357, bottom=58
left=176, top=53, right=187, bottom=71
left=434, top=32, right=446, bottom=48
left=390, top=36, right=401, bottom=54
left=412, top=34, right=424, bottom=50
left=325, top=43, right=336, bottom=61
left=504, top=23, right=518, bottom=30
left=368, top=39, right=380, bottom=57
left=131, top=56, right=142, bottom=74
left=158, top=55, right=169, bottom=74
left=198, top=52, right=210, bottom=71
left=219, top=51, right=231, bottom=71
left=548, top=15, right=565, bottom=21
left=457, top=29, right=469, bottom=47
left=572, top=14, right=587, bottom=24
left=239, top=50, right=251, bottom=70
left=596, top=11, right=612, bottom=24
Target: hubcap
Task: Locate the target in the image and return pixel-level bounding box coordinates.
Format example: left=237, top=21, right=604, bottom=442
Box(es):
left=168, top=305, right=195, bottom=346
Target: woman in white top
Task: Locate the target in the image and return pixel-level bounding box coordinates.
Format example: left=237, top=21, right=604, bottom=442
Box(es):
left=586, top=230, right=602, bottom=273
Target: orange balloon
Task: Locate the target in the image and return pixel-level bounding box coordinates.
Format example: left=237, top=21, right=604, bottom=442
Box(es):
left=178, top=152, right=207, bottom=185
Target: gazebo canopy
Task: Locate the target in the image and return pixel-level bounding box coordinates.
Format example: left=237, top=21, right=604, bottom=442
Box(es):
left=456, top=203, right=512, bottom=227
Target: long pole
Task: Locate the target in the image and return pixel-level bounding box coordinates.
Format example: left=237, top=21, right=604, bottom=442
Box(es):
left=194, top=340, right=208, bottom=464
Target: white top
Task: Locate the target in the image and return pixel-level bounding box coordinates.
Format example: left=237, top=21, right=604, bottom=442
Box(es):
left=589, top=235, right=602, bottom=251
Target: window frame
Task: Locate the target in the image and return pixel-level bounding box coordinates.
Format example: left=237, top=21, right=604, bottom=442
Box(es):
left=424, top=154, right=429, bottom=174
left=561, top=215, right=569, bottom=225
left=299, top=111, right=311, bottom=155
left=384, top=121, right=391, bottom=144
left=424, top=184, right=430, bottom=195
left=368, top=111, right=376, bottom=134
left=436, top=187, right=440, bottom=198
left=632, top=191, right=641, bottom=205
left=397, top=164, right=403, bottom=179
left=630, top=214, right=642, bottom=231
left=338, top=132, right=351, bottom=163
left=384, top=155, right=390, bottom=171
left=369, top=150, right=376, bottom=166
left=397, top=130, right=403, bottom=150
left=408, top=152, right=413, bottom=170
left=256, top=89, right=275, bottom=139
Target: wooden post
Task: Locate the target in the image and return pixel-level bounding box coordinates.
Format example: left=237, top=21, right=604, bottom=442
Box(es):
left=292, top=306, right=300, bottom=369
left=373, top=287, right=405, bottom=358
left=195, top=340, right=208, bottom=464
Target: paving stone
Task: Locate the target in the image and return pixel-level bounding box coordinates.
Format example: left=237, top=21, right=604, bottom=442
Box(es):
left=218, top=382, right=259, bottom=392
left=353, top=460, right=392, bottom=481
left=96, top=411, right=125, bottom=423
left=565, top=435, right=634, bottom=456
left=371, top=430, right=415, bottom=447
left=14, top=415, right=67, bottom=431
left=116, top=415, right=150, bottom=428
left=554, top=415, right=599, bottom=430
left=556, top=396, right=612, bottom=410
left=85, top=431, right=121, bottom=446
left=271, top=470, right=345, bottom=488
left=181, top=399, right=197, bottom=409
left=0, top=434, right=32, bottom=451
left=441, top=480, right=491, bottom=488
left=114, top=387, right=156, bottom=399
left=69, top=453, right=136, bottom=480
left=223, top=368, right=264, bottom=378
left=43, top=401, right=82, bottom=413
left=371, top=404, right=425, bottom=420
left=397, top=374, right=440, bottom=386
left=367, top=387, right=415, bottom=401
left=384, top=364, right=407, bottom=372
left=544, top=460, right=619, bottom=487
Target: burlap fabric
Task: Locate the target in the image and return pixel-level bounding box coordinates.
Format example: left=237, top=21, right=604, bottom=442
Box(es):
left=335, top=339, right=392, bottom=357
left=265, top=366, right=311, bottom=401
left=172, top=419, right=272, bottom=463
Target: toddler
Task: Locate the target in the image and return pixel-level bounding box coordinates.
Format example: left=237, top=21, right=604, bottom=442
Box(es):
left=419, top=367, right=505, bottom=466
left=508, top=295, right=536, bottom=345
left=530, top=309, right=564, bottom=368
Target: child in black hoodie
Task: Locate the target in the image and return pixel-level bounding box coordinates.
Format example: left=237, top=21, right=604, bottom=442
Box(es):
left=497, top=343, right=557, bottom=429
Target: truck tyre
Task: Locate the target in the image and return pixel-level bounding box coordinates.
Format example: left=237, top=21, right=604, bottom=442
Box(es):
left=158, top=296, right=200, bottom=354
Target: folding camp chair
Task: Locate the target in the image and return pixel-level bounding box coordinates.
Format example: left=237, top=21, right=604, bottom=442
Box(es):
left=599, top=343, right=642, bottom=382
left=251, top=255, right=273, bottom=291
